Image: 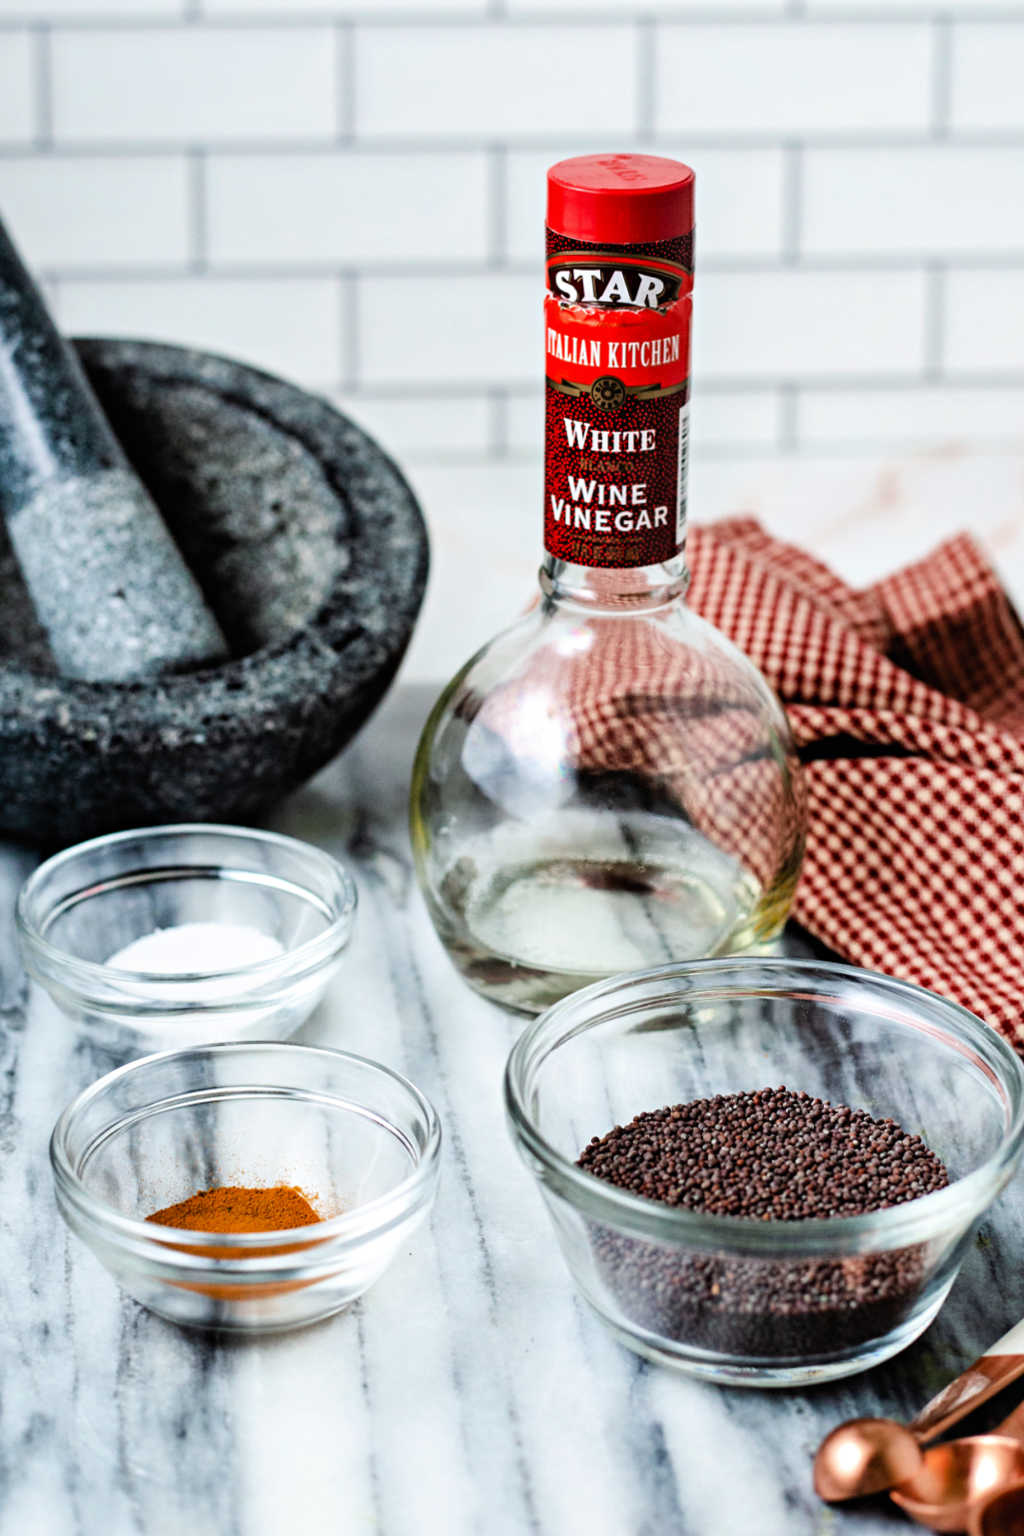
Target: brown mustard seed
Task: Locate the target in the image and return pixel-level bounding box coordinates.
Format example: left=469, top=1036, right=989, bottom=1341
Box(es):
left=577, top=1086, right=949, bottom=1220
left=576, top=1087, right=951, bottom=1360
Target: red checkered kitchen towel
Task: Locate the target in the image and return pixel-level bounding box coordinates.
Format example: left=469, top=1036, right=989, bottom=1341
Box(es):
left=689, top=518, right=1024, bottom=1049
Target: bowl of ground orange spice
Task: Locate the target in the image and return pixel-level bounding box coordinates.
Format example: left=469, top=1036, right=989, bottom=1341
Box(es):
left=50, top=1041, right=441, bottom=1331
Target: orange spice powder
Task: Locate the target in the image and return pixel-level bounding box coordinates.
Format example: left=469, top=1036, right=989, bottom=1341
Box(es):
left=147, top=1184, right=321, bottom=1234
left=146, top=1185, right=324, bottom=1298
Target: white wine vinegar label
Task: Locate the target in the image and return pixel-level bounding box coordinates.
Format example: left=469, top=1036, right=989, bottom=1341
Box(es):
left=543, top=231, right=692, bottom=570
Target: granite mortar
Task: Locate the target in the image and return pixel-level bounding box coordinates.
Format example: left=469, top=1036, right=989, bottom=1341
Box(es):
left=0, top=337, right=429, bottom=846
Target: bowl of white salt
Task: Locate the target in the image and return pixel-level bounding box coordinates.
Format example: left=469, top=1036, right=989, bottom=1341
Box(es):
left=17, top=824, right=356, bottom=1052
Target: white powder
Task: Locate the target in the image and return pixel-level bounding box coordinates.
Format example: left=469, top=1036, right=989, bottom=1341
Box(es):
left=107, top=921, right=284, bottom=976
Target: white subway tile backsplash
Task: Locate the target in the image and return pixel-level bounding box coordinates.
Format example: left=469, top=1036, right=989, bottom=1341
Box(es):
left=505, top=147, right=587, bottom=269
left=51, top=26, right=338, bottom=144
left=400, top=460, right=539, bottom=683
left=798, top=386, right=1024, bottom=447
left=505, top=146, right=786, bottom=267
left=0, top=0, right=179, bottom=14
left=691, top=389, right=784, bottom=448
left=508, top=0, right=785, bottom=10
left=809, top=0, right=1024, bottom=11
left=331, top=391, right=491, bottom=459
left=358, top=273, right=535, bottom=386
left=945, top=268, right=1024, bottom=374
left=56, top=275, right=343, bottom=384
left=654, top=23, right=932, bottom=137
left=680, top=147, right=788, bottom=262
left=3, top=4, right=1020, bottom=489
left=0, top=30, right=34, bottom=144
left=803, top=147, right=1024, bottom=256
left=504, top=391, right=542, bottom=457
left=695, top=269, right=928, bottom=380
left=354, top=25, right=637, bottom=142
left=205, top=0, right=484, bottom=11
left=1, top=155, right=190, bottom=267
left=207, top=151, right=489, bottom=267
left=951, top=23, right=1024, bottom=132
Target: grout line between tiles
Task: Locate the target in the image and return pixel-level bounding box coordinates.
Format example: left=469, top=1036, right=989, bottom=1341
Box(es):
left=931, top=14, right=953, bottom=140
left=488, top=390, right=508, bottom=458
left=924, top=262, right=946, bottom=379
left=636, top=17, right=655, bottom=142
left=781, top=141, right=802, bottom=264
left=32, top=23, right=52, bottom=150
left=0, top=8, right=1020, bottom=29
left=778, top=384, right=799, bottom=452
left=26, top=256, right=1024, bottom=283
left=336, top=19, right=354, bottom=143
left=6, top=132, right=1024, bottom=155
left=399, top=436, right=1024, bottom=467
left=187, top=147, right=207, bottom=272
left=42, top=273, right=59, bottom=322
left=259, top=378, right=1024, bottom=401
left=286, top=370, right=1024, bottom=392
left=488, top=145, right=506, bottom=269
left=8, top=10, right=1017, bottom=27
left=342, top=270, right=359, bottom=391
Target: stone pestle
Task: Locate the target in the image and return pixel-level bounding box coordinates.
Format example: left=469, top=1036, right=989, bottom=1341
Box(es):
left=0, top=217, right=228, bottom=681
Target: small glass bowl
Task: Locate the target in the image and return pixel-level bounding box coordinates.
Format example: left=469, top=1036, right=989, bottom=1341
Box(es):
left=51, top=1042, right=442, bottom=1332
left=17, top=824, right=357, bottom=1050
left=505, top=959, right=1024, bottom=1386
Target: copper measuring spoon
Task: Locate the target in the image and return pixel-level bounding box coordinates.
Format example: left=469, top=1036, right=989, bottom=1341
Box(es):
left=890, top=1398, right=1024, bottom=1531
left=968, top=1478, right=1024, bottom=1536
left=814, top=1318, right=1024, bottom=1502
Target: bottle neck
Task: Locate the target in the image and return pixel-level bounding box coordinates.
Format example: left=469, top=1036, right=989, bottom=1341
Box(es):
left=539, top=552, right=689, bottom=613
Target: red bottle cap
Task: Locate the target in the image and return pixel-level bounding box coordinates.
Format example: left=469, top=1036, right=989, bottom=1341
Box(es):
left=546, top=154, right=695, bottom=246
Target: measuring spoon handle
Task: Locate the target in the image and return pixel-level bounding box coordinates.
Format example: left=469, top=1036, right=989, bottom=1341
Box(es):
left=911, top=1319, right=1024, bottom=1443
left=992, top=1398, right=1024, bottom=1444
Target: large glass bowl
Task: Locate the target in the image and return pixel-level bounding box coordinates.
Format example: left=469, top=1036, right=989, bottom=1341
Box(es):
left=17, top=824, right=357, bottom=1051
left=505, top=959, right=1024, bottom=1386
left=51, top=1042, right=442, bottom=1332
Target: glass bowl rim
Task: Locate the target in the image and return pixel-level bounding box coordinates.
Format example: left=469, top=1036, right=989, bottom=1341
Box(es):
left=50, top=1040, right=442, bottom=1273
left=17, top=823, right=358, bottom=997
left=504, top=957, right=1024, bottom=1255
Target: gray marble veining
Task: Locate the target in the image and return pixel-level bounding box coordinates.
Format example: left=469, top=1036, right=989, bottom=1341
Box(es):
left=2, top=683, right=1023, bottom=1536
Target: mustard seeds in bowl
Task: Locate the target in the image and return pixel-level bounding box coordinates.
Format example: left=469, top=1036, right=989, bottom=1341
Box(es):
left=578, top=1087, right=950, bottom=1218
left=577, top=1086, right=950, bottom=1359
left=506, top=959, right=1024, bottom=1383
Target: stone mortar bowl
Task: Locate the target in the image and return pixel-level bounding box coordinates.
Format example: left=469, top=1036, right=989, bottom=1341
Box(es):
left=0, top=338, right=429, bottom=847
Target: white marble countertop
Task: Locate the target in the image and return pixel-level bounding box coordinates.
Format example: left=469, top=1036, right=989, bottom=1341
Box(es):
left=4, top=681, right=1024, bottom=1536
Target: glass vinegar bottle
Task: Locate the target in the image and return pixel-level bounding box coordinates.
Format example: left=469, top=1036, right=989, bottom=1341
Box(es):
left=411, top=155, right=805, bottom=1014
